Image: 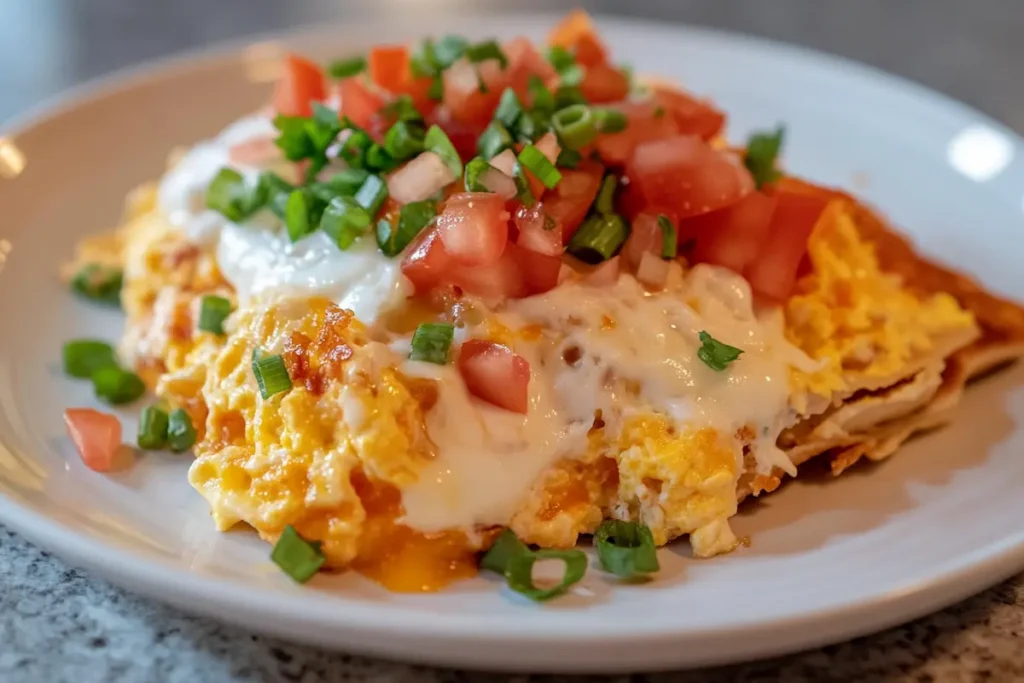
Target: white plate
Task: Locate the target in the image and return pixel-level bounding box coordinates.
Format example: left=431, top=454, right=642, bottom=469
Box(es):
left=2, top=13, right=1023, bottom=674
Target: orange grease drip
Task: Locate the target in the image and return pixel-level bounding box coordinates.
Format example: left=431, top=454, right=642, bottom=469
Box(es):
left=350, top=470, right=480, bottom=593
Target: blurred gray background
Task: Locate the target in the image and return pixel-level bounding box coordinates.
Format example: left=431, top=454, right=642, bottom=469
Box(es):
left=4, top=1, right=1024, bottom=682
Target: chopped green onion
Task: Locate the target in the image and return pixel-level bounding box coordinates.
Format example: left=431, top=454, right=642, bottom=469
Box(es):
left=284, top=189, right=316, bottom=243
left=558, top=64, right=585, bottom=87
left=512, top=163, right=535, bottom=207
left=339, top=129, right=373, bottom=168
left=70, top=264, right=123, bottom=306
left=327, top=55, right=367, bottom=78
left=434, top=35, right=469, bottom=69
left=273, top=115, right=316, bottom=160
left=167, top=408, right=196, bottom=452
left=657, top=214, right=677, bottom=259
left=594, top=520, right=659, bottom=578
left=311, top=102, right=339, bottom=132
left=256, top=171, right=294, bottom=218
left=494, top=88, right=524, bottom=129
left=409, top=323, right=455, bottom=364
left=197, top=295, right=233, bottom=335
left=547, top=46, right=575, bottom=72
left=377, top=200, right=437, bottom=258
left=381, top=94, right=423, bottom=123
left=320, top=196, right=371, bottom=250
left=476, top=121, right=513, bottom=160
left=527, top=75, right=555, bottom=113
left=551, top=104, right=596, bottom=150
left=366, top=143, right=396, bottom=173
left=567, top=214, right=628, bottom=263
left=309, top=168, right=368, bottom=205
left=556, top=148, right=582, bottom=169
left=464, top=40, right=507, bottom=68
left=463, top=156, right=492, bottom=192
left=515, top=110, right=552, bottom=143
left=383, top=121, right=426, bottom=162
left=593, top=107, right=628, bottom=134
left=137, top=405, right=169, bottom=450
left=554, top=85, right=587, bottom=109
left=427, top=77, right=443, bottom=101
left=517, top=145, right=562, bottom=189
left=480, top=530, right=587, bottom=602
left=252, top=353, right=292, bottom=399
left=594, top=174, right=619, bottom=215
left=273, top=107, right=342, bottom=183
left=63, top=340, right=117, bottom=379
left=205, top=168, right=251, bottom=222
left=92, top=367, right=146, bottom=405
left=697, top=331, right=744, bottom=371
left=271, top=525, right=326, bottom=584
left=424, top=125, right=463, bottom=177
left=354, top=174, right=389, bottom=217
left=411, top=38, right=441, bottom=77
left=744, top=126, right=785, bottom=189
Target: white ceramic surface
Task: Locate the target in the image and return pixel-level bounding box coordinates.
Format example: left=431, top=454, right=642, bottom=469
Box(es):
left=1, top=14, right=1023, bottom=674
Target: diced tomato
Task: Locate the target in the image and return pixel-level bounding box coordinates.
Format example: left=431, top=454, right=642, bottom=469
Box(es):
left=628, top=135, right=754, bottom=219
left=580, top=64, right=630, bottom=104
left=548, top=9, right=608, bottom=68
left=64, top=408, right=122, bottom=473
left=687, top=191, right=777, bottom=273
left=443, top=59, right=505, bottom=126
left=510, top=243, right=562, bottom=295
left=401, top=227, right=452, bottom=293
left=514, top=204, right=563, bottom=255
left=621, top=212, right=673, bottom=270
left=368, top=45, right=410, bottom=93
left=744, top=190, right=829, bottom=300
left=458, top=340, right=531, bottom=414
left=340, top=77, right=387, bottom=132
left=594, top=101, right=680, bottom=167
left=436, top=193, right=510, bottom=266
left=426, top=107, right=485, bottom=161
left=651, top=87, right=726, bottom=141
left=393, top=75, right=438, bottom=117
left=542, top=162, right=604, bottom=244
left=503, top=37, right=559, bottom=100
left=272, top=54, right=327, bottom=117
left=450, top=247, right=529, bottom=300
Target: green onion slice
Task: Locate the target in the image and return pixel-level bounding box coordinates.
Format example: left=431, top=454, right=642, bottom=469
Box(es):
left=594, top=520, right=660, bottom=578
left=256, top=171, right=295, bottom=219
left=206, top=168, right=252, bottom=222
left=480, top=530, right=587, bottom=602
left=383, top=121, right=426, bottom=162
left=556, top=148, right=582, bottom=169
left=547, top=45, right=575, bottom=72
left=567, top=214, right=628, bottom=264
left=409, top=323, right=455, bottom=365
left=435, top=35, right=469, bottom=68
left=381, top=94, right=423, bottom=123
left=527, top=75, right=554, bottom=113
left=320, top=196, right=371, bottom=251
left=377, top=200, right=437, bottom=258
left=476, top=121, right=513, bottom=160
left=594, top=174, right=619, bottom=215
left=339, top=129, right=373, bottom=169
left=512, top=162, right=535, bottom=207
left=517, top=145, right=561, bottom=189
left=464, top=40, right=508, bottom=68
left=167, top=408, right=197, bottom=453
left=427, top=76, right=444, bottom=101
left=71, top=264, right=123, bottom=307
left=137, top=406, right=169, bottom=450
left=744, top=125, right=785, bottom=189
left=425, top=125, right=463, bottom=177
left=92, top=367, right=146, bottom=406
left=366, top=143, right=396, bottom=173
left=554, top=85, right=587, bottom=109
left=327, top=55, right=367, bottom=79
left=494, top=88, right=524, bottom=129
left=63, top=340, right=117, bottom=379
left=197, top=295, right=233, bottom=335
left=551, top=104, right=596, bottom=150
left=593, top=107, right=628, bottom=134
left=284, top=189, right=317, bottom=243
left=354, top=174, right=389, bottom=217
left=657, top=214, right=677, bottom=259
left=697, top=331, right=744, bottom=371
left=271, top=525, right=326, bottom=584
left=252, top=353, right=292, bottom=399
left=463, top=156, right=492, bottom=192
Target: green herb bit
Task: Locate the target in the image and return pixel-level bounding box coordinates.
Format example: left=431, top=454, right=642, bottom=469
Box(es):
left=593, top=107, right=628, bottom=134
left=205, top=168, right=253, bottom=222
left=697, top=331, right=744, bottom=371
left=494, top=88, right=524, bottom=129
left=167, top=408, right=197, bottom=452
left=271, top=525, right=326, bottom=584
left=384, top=120, right=426, bottom=162
left=657, top=214, right=677, bottom=259
left=256, top=171, right=295, bottom=219
left=321, top=196, right=371, bottom=250
left=480, top=529, right=588, bottom=602
left=518, top=144, right=562, bottom=190
left=284, top=189, right=317, bottom=243
left=547, top=45, right=575, bottom=72
left=92, top=367, right=146, bottom=406
left=434, top=35, right=469, bottom=69
left=464, top=40, right=508, bottom=68
left=70, top=264, right=123, bottom=307
left=744, top=125, right=785, bottom=189
left=527, top=75, right=555, bottom=113
left=409, top=323, right=455, bottom=365
left=554, top=85, right=587, bottom=109
left=463, top=156, right=492, bottom=192
left=366, top=143, right=397, bottom=173
left=515, top=110, right=551, bottom=143
left=477, top=121, right=513, bottom=160
left=197, top=295, right=233, bottom=335
left=377, top=200, right=437, bottom=258
left=327, top=55, right=367, bottom=78
left=594, top=520, right=660, bottom=579
left=427, top=77, right=444, bottom=101
left=381, top=94, right=423, bottom=123
left=339, top=129, right=373, bottom=169
left=137, top=405, right=169, bottom=450
left=63, top=340, right=117, bottom=379
left=512, top=162, right=535, bottom=207
left=252, top=352, right=292, bottom=400
left=567, top=214, right=628, bottom=264
left=556, top=148, right=582, bottom=169
left=354, top=174, right=389, bottom=217
left=424, top=124, right=463, bottom=177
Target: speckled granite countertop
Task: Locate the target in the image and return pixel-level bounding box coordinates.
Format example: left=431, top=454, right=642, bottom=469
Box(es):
left=4, top=1, right=1024, bottom=681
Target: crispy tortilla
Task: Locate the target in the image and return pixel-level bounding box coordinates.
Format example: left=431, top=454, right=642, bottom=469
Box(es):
left=738, top=180, right=1024, bottom=501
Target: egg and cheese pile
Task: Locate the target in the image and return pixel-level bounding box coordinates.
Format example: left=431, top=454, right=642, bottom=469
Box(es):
left=103, top=113, right=977, bottom=592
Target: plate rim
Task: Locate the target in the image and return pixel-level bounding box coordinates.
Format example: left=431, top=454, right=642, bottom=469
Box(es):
left=2, top=12, right=1024, bottom=672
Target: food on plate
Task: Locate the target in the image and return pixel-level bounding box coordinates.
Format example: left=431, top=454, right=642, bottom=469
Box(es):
left=61, top=10, right=1024, bottom=598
